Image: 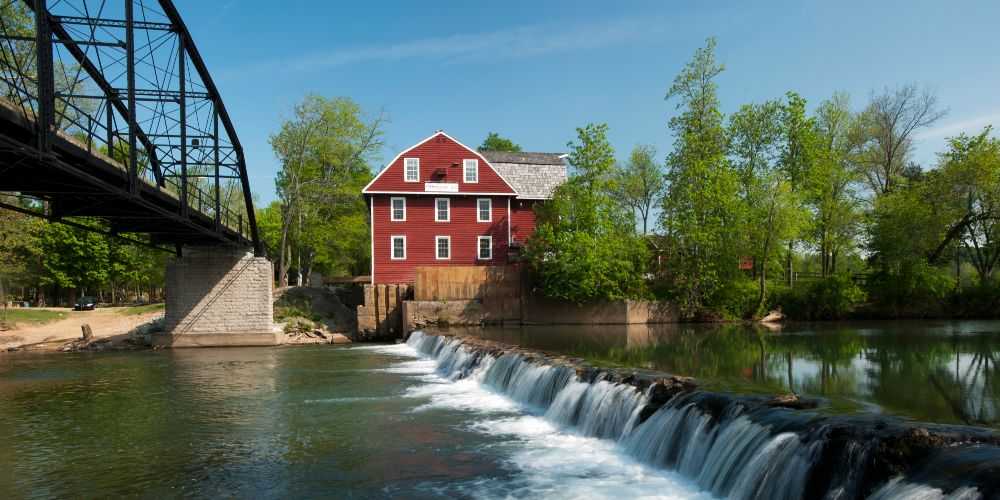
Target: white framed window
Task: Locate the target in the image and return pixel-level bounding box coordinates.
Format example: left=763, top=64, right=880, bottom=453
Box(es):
left=404, top=158, right=419, bottom=182
left=478, top=236, right=492, bottom=260
left=390, top=235, right=406, bottom=260
left=435, top=197, right=450, bottom=222
left=390, top=197, right=406, bottom=221
left=477, top=198, right=492, bottom=222
left=463, top=159, right=479, bottom=183
left=435, top=236, right=451, bottom=260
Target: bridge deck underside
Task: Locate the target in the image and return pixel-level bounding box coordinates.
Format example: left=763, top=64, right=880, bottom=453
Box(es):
left=0, top=101, right=250, bottom=248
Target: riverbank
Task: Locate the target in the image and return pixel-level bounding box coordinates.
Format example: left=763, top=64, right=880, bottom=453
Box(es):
left=408, top=330, right=1000, bottom=498
left=0, top=307, right=165, bottom=352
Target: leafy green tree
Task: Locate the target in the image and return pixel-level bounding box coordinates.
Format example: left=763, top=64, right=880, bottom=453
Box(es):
left=478, top=132, right=522, bottom=152
left=728, top=98, right=807, bottom=312
left=38, top=223, right=110, bottom=302
left=270, top=95, right=384, bottom=284
left=255, top=200, right=283, bottom=265
left=806, top=93, right=863, bottom=276
left=614, top=144, right=664, bottom=234
left=659, top=37, right=742, bottom=315
left=527, top=124, right=648, bottom=302
left=869, top=127, right=1000, bottom=281
left=941, top=128, right=1000, bottom=280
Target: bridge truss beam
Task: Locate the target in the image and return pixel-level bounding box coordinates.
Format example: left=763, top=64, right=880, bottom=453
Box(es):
left=0, top=0, right=261, bottom=254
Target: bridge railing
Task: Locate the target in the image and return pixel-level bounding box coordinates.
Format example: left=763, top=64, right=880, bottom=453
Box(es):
left=0, top=0, right=260, bottom=253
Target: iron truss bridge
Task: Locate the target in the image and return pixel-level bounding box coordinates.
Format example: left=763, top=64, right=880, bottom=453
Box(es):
left=0, top=0, right=261, bottom=254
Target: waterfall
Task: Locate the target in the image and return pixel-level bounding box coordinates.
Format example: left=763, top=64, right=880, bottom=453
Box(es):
left=404, top=332, right=990, bottom=500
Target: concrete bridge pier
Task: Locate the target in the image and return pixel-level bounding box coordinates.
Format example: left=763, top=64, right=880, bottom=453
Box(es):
left=153, top=246, right=276, bottom=347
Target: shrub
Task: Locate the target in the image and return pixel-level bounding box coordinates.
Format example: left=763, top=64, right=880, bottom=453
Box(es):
left=771, top=274, right=865, bottom=320
left=708, top=278, right=761, bottom=319
left=950, top=279, right=1000, bottom=318
left=866, top=261, right=954, bottom=318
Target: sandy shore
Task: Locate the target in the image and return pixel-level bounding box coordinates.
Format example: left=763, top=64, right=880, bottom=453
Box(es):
left=0, top=308, right=163, bottom=352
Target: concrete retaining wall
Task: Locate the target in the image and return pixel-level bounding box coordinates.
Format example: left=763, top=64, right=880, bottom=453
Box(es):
left=402, top=297, right=678, bottom=332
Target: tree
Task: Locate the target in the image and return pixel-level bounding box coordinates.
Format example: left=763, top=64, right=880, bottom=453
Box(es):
left=868, top=127, right=1000, bottom=282
left=478, top=132, right=522, bottom=152
left=0, top=200, right=43, bottom=306
left=527, top=124, right=648, bottom=302
left=855, top=84, right=946, bottom=195
left=614, top=145, right=664, bottom=234
left=728, top=98, right=805, bottom=311
left=37, top=223, right=110, bottom=303
left=270, top=95, right=385, bottom=285
left=807, top=93, right=864, bottom=276
left=942, top=128, right=1000, bottom=281
left=659, top=37, right=742, bottom=314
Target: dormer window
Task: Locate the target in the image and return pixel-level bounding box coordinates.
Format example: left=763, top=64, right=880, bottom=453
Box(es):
left=463, top=159, right=478, bottom=183
left=404, top=158, right=419, bottom=182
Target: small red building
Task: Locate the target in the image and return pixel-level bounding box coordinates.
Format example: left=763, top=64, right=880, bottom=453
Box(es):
left=363, top=131, right=567, bottom=284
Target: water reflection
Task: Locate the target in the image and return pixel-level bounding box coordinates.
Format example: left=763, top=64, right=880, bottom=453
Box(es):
left=434, top=321, right=1000, bottom=427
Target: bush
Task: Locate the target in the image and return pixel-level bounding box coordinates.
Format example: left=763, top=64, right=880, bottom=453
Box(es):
left=771, top=274, right=865, bottom=320
left=865, top=261, right=954, bottom=318
left=708, top=278, right=761, bottom=319
left=950, top=279, right=1000, bottom=318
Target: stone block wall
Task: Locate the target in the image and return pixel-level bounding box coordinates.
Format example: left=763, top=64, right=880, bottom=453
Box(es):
left=159, top=246, right=275, bottom=347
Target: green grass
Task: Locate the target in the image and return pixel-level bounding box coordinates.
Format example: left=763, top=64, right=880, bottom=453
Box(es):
left=117, top=303, right=165, bottom=316
left=0, top=308, right=67, bottom=326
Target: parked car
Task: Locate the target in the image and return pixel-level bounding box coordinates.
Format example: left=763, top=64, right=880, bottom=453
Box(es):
left=74, top=297, right=97, bottom=311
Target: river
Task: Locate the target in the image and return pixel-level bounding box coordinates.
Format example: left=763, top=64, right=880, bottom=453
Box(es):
left=0, top=320, right=997, bottom=498
left=0, top=342, right=709, bottom=498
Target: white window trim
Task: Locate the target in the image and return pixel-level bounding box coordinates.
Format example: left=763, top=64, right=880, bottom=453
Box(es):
left=435, top=235, right=451, bottom=260
left=478, top=235, right=492, bottom=260
left=390, top=235, right=406, bottom=260
left=463, top=159, right=479, bottom=183
left=477, top=198, right=492, bottom=222
left=434, top=197, right=450, bottom=222
left=390, top=197, right=406, bottom=221
left=404, top=157, right=420, bottom=183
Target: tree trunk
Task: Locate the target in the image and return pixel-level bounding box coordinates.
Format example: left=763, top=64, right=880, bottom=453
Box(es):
left=758, top=263, right=767, bottom=314
left=278, top=222, right=290, bottom=287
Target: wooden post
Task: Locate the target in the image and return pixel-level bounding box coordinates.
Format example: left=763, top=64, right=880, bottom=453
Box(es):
left=81, top=324, right=93, bottom=342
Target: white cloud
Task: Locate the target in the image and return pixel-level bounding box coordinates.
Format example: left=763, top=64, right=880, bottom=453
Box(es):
left=914, top=111, right=1000, bottom=141
left=250, top=16, right=665, bottom=75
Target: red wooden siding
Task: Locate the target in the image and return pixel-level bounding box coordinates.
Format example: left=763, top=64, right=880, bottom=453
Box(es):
left=364, top=132, right=516, bottom=195
left=510, top=199, right=540, bottom=245
left=372, top=195, right=511, bottom=284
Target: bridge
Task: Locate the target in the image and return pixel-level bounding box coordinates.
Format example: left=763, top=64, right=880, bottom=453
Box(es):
left=0, top=0, right=275, bottom=346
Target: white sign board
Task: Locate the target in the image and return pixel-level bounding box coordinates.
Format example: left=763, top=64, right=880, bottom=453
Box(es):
left=424, top=182, right=459, bottom=193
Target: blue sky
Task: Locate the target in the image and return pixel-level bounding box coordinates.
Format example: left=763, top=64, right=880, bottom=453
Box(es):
left=175, top=0, right=1000, bottom=204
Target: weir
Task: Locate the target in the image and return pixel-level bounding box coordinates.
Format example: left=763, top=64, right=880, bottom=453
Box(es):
left=406, top=331, right=1000, bottom=500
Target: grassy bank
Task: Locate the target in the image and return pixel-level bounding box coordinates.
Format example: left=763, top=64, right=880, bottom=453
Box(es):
left=117, top=303, right=165, bottom=316
left=0, top=309, right=67, bottom=328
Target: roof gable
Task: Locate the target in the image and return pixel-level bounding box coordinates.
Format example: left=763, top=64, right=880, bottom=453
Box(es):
left=363, top=131, right=517, bottom=195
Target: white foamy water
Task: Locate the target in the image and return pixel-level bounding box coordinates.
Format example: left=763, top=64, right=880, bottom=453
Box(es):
left=355, top=341, right=713, bottom=500
left=354, top=335, right=986, bottom=500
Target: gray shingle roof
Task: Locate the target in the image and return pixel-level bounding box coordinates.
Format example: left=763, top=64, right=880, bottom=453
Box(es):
left=481, top=151, right=567, bottom=199
left=480, top=151, right=567, bottom=165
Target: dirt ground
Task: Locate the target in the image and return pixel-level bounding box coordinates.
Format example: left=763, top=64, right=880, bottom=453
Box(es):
left=0, top=307, right=164, bottom=351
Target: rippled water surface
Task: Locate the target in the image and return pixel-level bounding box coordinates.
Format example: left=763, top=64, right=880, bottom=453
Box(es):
left=0, top=345, right=708, bottom=499
left=441, top=320, right=1000, bottom=427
